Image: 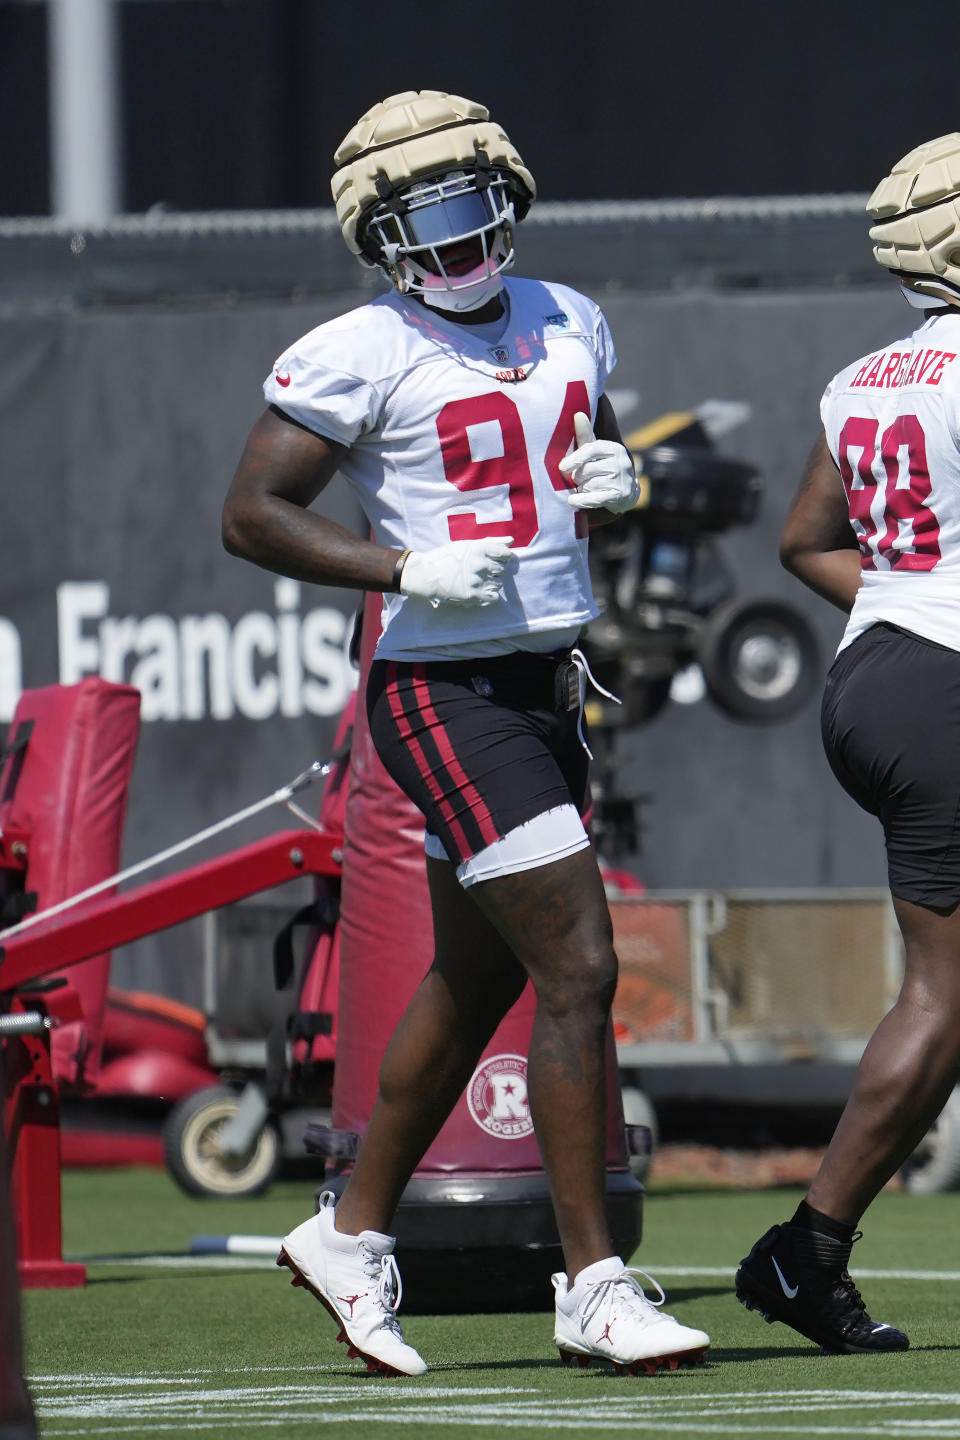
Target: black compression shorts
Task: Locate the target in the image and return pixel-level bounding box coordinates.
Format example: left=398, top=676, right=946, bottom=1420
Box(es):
left=821, top=621, right=960, bottom=908
left=366, top=652, right=591, bottom=867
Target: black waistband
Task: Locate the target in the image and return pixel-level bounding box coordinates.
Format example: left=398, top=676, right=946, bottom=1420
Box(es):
left=370, top=649, right=578, bottom=709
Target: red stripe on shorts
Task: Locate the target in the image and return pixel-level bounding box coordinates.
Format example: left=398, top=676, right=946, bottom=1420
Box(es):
left=409, top=666, right=501, bottom=851
left=384, top=662, right=473, bottom=859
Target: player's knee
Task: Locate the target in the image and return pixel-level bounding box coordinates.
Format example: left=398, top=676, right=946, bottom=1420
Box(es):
left=536, top=941, right=618, bottom=1021
left=588, top=945, right=619, bottom=1010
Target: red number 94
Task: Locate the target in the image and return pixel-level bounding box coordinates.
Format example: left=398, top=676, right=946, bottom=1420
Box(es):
left=436, top=381, right=593, bottom=545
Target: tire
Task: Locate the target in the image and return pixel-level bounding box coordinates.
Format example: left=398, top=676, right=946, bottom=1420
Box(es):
left=697, top=596, right=820, bottom=723
left=163, top=1085, right=281, bottom=1198
left=900, top=1087, right=960, bottom=1196
left=620, top=1085, right=658, bottom=1183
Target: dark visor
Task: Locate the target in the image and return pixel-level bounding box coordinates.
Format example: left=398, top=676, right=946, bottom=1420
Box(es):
left=393, top=190, right=499, bottom=249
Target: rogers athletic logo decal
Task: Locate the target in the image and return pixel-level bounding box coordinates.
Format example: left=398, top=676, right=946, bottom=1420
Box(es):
left=466, top=1053, right=533, bottom=1140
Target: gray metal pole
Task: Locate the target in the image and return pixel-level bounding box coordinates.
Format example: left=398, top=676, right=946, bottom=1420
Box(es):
left=47, top=0, right=122, bottom=222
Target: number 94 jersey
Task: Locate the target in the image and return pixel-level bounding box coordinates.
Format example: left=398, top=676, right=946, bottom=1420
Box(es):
left=263, top=277, right=615, bottom=655
left=821, top=309, right=960, bottom=653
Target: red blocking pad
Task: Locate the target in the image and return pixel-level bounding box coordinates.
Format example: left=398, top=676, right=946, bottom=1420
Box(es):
left=0, top=678, right=141, bottom=1091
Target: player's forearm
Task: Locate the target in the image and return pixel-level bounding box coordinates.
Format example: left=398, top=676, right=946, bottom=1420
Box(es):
left=780, top=546, right=862, bottom=613
left=585, top=506, right=627, bottom=528
left=222, top=497, right=402, bottom=592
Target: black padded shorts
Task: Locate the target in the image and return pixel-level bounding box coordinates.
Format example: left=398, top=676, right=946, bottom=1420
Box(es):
left=821, top=621, right=960, bottom=908
left=366, top=651, right=591, bottom=867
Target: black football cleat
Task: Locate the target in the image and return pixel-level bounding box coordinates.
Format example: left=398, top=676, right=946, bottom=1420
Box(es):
left=735, top=1223, right=909, bottom=1354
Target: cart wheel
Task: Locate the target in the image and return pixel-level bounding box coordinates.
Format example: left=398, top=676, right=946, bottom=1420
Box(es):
left=900, top=1086, right=960, bottom=1195
left=697, top=597, right=820, bottom=723
left=620, top=1085, right=658, bottom=1183
left=163, top=1085, right=281, bottom=1198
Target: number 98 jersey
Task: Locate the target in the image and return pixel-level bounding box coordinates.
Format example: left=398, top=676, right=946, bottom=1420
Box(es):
left=263, top=277, right=615, bottom=656
left=821, top=309, right=960, bottom=653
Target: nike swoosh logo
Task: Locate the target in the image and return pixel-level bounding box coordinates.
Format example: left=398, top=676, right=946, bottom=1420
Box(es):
left=772, top=1257, right=799, bottom=1299
left=276, top=372, right=291, bottom=387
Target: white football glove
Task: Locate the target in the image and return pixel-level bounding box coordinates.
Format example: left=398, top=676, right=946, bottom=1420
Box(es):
left=399, top=537, right=515, bottom=607
left=558, top=411, right=640, bottom=514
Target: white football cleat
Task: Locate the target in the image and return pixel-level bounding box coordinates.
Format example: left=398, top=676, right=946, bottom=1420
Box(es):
left=277, top=1191, right=427, bottom=1377
left=553, top=1257, right=709, bottom=1375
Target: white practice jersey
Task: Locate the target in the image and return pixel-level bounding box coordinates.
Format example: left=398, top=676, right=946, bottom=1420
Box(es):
left=821, top=310, right=960, bottom=653
left=262, top=278, right=615, bottom=658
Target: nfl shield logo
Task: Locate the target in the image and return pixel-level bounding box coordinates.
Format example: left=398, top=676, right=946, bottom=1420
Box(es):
left=490, top=347, right=510, bottom=364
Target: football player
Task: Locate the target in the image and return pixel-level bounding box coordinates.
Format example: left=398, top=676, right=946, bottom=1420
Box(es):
left=222, top=90, right=710, bottom=1377
left=737, top=133, right=960, bottom=1355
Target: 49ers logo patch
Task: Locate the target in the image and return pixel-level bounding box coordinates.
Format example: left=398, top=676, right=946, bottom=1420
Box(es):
left=466, top=1053, right=533, bottom=1140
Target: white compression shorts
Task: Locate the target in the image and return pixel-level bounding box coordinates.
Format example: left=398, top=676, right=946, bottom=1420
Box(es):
left=424, top=802, right=590, bottom=887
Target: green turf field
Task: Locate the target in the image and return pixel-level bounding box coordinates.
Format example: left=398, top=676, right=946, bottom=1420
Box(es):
left=20, top=1167, right=960, bottom=1438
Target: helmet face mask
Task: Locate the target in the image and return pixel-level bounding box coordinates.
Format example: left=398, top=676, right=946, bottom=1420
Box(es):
left=363, top=168, right=518, bottom=301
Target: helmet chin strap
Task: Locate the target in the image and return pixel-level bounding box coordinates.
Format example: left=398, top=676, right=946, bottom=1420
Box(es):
left=392, top=222, right=514, bottom=313
left=414, top=269, right=505, bottom=313
left=899, top=281, right=952, bottom=310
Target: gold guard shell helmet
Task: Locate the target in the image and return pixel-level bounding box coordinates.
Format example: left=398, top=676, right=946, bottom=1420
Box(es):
left=331, top=89, right=536, bottom=277
left=868, top=133, right=960, bottom=305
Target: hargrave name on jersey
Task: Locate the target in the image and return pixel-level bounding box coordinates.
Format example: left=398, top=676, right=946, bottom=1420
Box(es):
left=850, top=348, right=958, bottom=390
